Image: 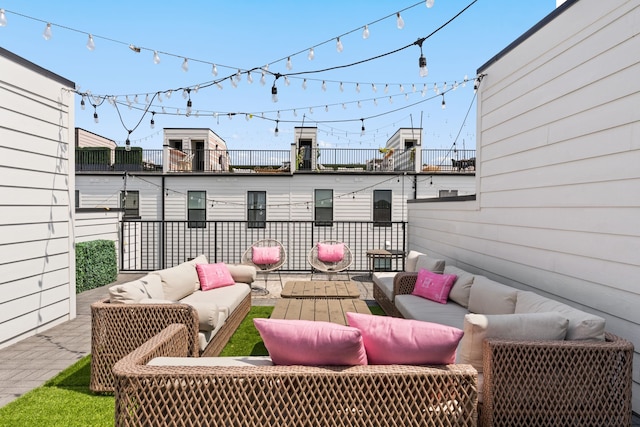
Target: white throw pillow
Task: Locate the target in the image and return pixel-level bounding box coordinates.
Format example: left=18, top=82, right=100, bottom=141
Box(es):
left=458, top=312, right=569, bottom=372
left=405, top=250, right=424, bottom=272
left=109, top=274, right=164, bottom=304
left=156, top=261, right=200, bottom=301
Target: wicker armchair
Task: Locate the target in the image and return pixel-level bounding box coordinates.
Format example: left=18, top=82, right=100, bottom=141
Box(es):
left=307, top=240, right=353, bottom=280
left=241, top=239, right=286, bottom=294
left=114, top=324, right=479, bottom=427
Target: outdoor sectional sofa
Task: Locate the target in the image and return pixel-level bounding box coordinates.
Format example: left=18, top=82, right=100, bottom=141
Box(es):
left=90, top=255, right=255, bottom=393
left=113, top=323, right=479, bottom=427
left=372, top=251, right=634, bottom=427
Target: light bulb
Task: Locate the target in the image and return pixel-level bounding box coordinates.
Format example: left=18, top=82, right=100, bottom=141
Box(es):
left=235, top=69, right=241, bottom=82
left=166, top=90, right=172, bottom=99
left=356, top=83, right=360, bottom=93
left=309, top=106, right=313, bottom=114
left=384, top=84, right=389, bottom=93
left=372, top=83, right=377, bottom=92
left=212, top=64, right=218, bottom=76
left=412, top=84, right=417, bottom=93
left=145, top=94, right=150, bottom=103
left=373, top=98, right=378, bottom=106
left=216, top=82, right=223, bottom=90
left=396, top=13, right=404, bottom=30
left=150, top=113, right=155, bottom=129
left=128, top=44, right=141, bottom=53
left=325, top=105, right=329, bottom=112
left=134, top=94, right=139, bottom=104
left=339, top=82, right=344, bottom=92
left=182, top=89, right=188, bottom=99
left=247, top=72, right=253, bottom=84
left=271, top=85, right=278, bottom=103
left=86, top=34, right=95, bottom=51
left=389, top=96, right=393, bottom=104
left=125, top=140, right=131, bottom=151
left=322, top=81, right=326, bottom=91
left=362, top=25, right=370, bottom=39
left=421, top=84, right=427, bottom=96
left=286, top=57, right=292, bottom=70
left=284, top=76, right=290, bottom=86
left=302, top=79, right=307, bottom=90
left=293, top=109, right=298, bottom=117
left=419, top=54, right=428, bottom=77
left=274, top=121, right=279, bottom=136
left=153, top=51, right=160, bottom=64
left=260, top=70, right=266, bottom=86
left=186, top=100, right=192, bottom=116
left=342, top=103, right=346, bottom=109
left=80, top=97, right=86, bottom=110
left=93, top=111, right=99, bottom=123
left=433, top=83, right=439, bottom=94
left=43, top=23, right=52, bottom=40
left=308, top=48, right=314, bottom=60
left=336, top=37, right=343, bottom=53
left=230, top=78, right=237, bottom=88
left=441, top=96, right=446, bottom=109
left=426, top=0, right=434, bottom=7
left=181, top=58, right=189, bottom=72
left=357, top=101, right=362, bottom=108
left=462, top=74, right=468, bottom=87
left=0, top=9, right=6, bottom=27
left=443, top=82, right=448, bottom=91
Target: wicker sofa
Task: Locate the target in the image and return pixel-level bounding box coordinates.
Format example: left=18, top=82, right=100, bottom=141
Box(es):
left=90, top=255, right=255, bottom=393
left=372, top=251, right=634, bottom=427
left=113, top=323, right=479, bottom=427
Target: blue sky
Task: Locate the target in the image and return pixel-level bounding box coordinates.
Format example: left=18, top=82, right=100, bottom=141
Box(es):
left=0, top=1, right=555, bottom=151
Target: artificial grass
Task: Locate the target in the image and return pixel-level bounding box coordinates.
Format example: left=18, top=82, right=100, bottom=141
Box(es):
left=0, top=303, right=383, bottom=426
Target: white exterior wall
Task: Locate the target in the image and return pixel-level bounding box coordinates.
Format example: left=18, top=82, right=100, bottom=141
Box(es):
left=0, top=49, right=75, bottom=349
left=76, top=128, right=116, bottom=149
left=407, top=0, right=640, bottom=411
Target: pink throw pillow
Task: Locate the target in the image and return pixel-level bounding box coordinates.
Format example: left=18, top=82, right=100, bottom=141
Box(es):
left=252, top=246, right=280, bottom=265
left=411, top=268, right=458, bottom=304
left=253, top=318, right=367, bottom=366
left=317, top=242, right=344, bottom=263
left=346, top=312, right=463, bottom=365
left=196, top=263, right=235, bottom=291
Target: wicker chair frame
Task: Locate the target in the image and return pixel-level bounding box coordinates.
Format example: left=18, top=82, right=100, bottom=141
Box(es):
left=386, top=272, right=634, bottom=427
left=90, top=292, right=251, bottom=393
left=307, top=240, right=353, bottom=281
left=241, top=239, right=287, bottom=294
left=114, top=324, right=479, bottom=427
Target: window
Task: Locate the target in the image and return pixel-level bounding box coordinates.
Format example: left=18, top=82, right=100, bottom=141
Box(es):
left=439, top=190, right=459, bottom=198
left=120, top=190, right=139, bottom=218
left=187, top=191, right=206, bottom=228
left=314, top=189, right=333, bottom=226
left=373, top=190, right=392, bottom=226
left=248, top=191, right=266, bottom=229
left=404, top=139, right=417, bottom=149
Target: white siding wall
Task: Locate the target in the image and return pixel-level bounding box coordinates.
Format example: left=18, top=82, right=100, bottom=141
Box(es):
left=0, top=49, right=75, bottom=349
left=407, top=0, right=640, bottom=411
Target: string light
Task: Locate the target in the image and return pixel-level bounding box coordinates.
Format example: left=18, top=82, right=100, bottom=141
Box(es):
left=153, top=51, right=160, bottom=64
left=181, top=58, right=189, bottom=72
left=93, top=105, right=99, bottom=123
left=80, top=96, right=86, bottom=110
left=441, top=94, right=446, bottom=109
left=426, top=0, right=435, bottom=7
left=0, top=9, right=6, bottom=26
left=372, top=83, right=377, bottom=92
left=125, top=130, right=132, bottom=151
left=128, top=44, right=141, bottom=53
left=286, top=57, right=292, bottom=70
left=302, top=79, right=307, bottom=90
left=271, top=84, right=278, bottom=103
left=86, top=34, right=95, bottom=51
left=42, top=22, right=52, bottom=40
left=211, top=64, right=218, bottom=76
left=274, top=120, right=279, bottom=136
left=307, top=48, right=315, bottom=60
left=185, top=89, right=192, bottom=116
left=361, top=118, right=365, bottom=136
left=396, top=12, right=405, bottom=30
left=336, top=37, right=343, bottom=53
left=356, top=83, right=361, bottom=93
left=362, top=25, right=370, bottom=39
left=150, top=112, right=155, bottom=129
left=322, top=81, right=327, bottom=91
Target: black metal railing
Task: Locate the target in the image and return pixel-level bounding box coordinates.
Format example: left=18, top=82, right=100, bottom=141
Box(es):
left=76, top=147, right=476, bottom=173
left=120, top=220, right=407, bottom=272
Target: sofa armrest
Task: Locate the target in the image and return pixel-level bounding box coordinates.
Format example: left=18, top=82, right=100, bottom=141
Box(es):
left=481, top=332, right=633, bottom=427
left=90, top=298, right=200, bottom=393
left=393, top=272, right=418, bottom=296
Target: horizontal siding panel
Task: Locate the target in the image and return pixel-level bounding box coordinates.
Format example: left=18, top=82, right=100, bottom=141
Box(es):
left=0, top=285, right=70, bottom=323
left=0, top=253, right=70, bottom=285
left=0, top=205, right=72, bottom=225
left=0, top=127, right=70, bottom=158
left=0, top=186, right=70, bottom=206
left=0, top=168, right=70, bottom=191
left=0, top=237, right=70, bottom=265
left=0, top=268, right=69, bottom=302
left=0, top=222, right=69, bottom=245
left=0, top=300, right=70, bottom=346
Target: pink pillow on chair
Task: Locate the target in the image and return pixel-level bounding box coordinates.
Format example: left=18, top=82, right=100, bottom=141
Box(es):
left=196, top=263, right=235, bottom=291
left=411, top=268, right=457, bottom=304
left=317, top=242, right=344, bottom=263
left=346, top=312, right=463, bottom=365
left=252, top=246, right=280, bottom=265
left=253, top=318, right=367, bottom=366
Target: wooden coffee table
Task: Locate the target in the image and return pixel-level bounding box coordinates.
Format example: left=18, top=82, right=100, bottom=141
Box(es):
left=271, top=298, right=371, bottom=326
left=281, top=280, right=360, bottom=299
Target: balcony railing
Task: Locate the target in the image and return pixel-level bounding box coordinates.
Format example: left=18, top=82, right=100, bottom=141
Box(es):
left=76, top=147, right=475, bottom=173
left=120, top=220, right=407, bottom=272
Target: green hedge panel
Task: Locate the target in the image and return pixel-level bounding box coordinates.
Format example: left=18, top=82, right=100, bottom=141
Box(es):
left=76, top=240, right=117, bottom=293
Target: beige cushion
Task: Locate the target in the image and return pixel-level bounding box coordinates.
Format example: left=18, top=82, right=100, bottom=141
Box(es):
left=188, top=255, right=209, bottom=290
left=156, top=261, right=200, bottom=301
left=405, top=250, right=424, bottom=272
left=180, top=291, right=222, bottom=331
left=227, top=264, right=257, bottom=284
left=458, top=312, right=569, bottom=372
left=148, top=356, right=274, bottom=367
left=444, top=265, right=475, bottom=308
left=195, top=283, right=250, bottom=318
left=108, top=274, right=164, bottom=304
left=515, top=291, right=605, bottom=341
left=468, top=276, right=518, bottom=315
left=414, top=255, right=445, bottom=274
left=138, top=298, right=175, bottom=304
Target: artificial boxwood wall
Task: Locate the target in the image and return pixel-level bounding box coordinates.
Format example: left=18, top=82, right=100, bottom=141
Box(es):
left=76, top=239, right=117, bottom=293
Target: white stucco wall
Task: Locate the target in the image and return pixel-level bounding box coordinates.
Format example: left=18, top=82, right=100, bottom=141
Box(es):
left=407, top=0, right=640, bottom=411
left=0, top=48, right=76, bottom=349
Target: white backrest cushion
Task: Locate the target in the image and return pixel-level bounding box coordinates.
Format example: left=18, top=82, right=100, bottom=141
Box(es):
left=188, top=254, right=208, bottom=290
left=458, top=312, right=569, bottom=372
left=444, top=265, right=475, bottom=308
left=405, top=250, right=424, bottom=272
left=515, top=291, right=605, bottom=341
left=414, top=254, right=445, bottom=274
left=468, top=276, right=518, bottom=315
left=109, top=274, right=164, bottom=304
left=156, top=261, right=200, bottom=301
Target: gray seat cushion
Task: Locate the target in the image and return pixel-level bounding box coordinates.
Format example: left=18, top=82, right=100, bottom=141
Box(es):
left=394, top=295, right=467, bottom=330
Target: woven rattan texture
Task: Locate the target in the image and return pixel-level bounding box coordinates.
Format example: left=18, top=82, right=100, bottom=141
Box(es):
left=372, top=282, right=403, bottom=318
left=114, top=324, right=479, bottom=427
left=308, top=240, right=353, bottom=280
left=393, top=272, right=420, bottom=297
left=481, top=332, right=633, bottom=427
left=91, top=292, right=250, bottom=392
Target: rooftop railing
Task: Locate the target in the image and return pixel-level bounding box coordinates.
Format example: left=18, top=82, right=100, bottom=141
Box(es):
left=75, top=147, right=475, bottom=173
